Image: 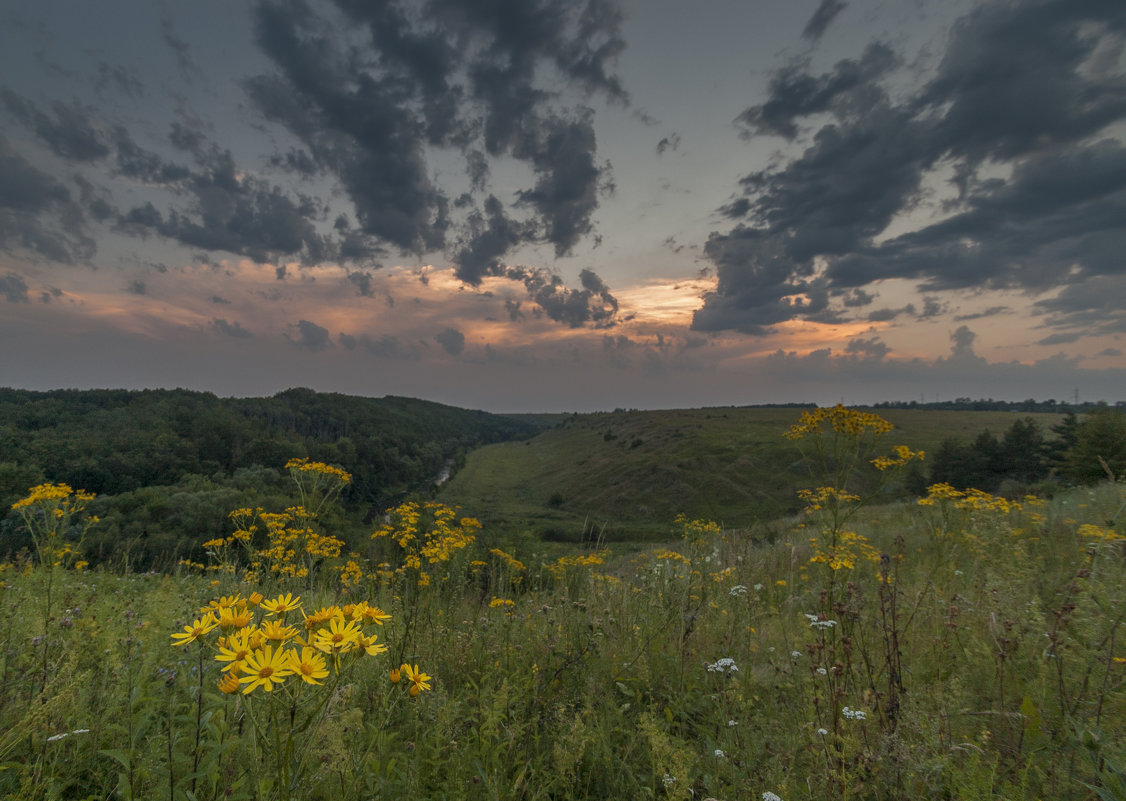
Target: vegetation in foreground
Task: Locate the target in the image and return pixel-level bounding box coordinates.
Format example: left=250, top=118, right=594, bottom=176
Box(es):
left=0, top=406, right=1123, bottom=800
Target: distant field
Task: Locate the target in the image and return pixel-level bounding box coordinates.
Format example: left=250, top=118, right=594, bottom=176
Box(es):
left=438, top=406, right=1065, bottom=542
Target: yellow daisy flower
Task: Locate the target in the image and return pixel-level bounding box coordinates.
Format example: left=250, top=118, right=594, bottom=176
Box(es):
left=261, top=593, right=302, bottom=616
left=171, top=612, right=218, bottom=646
left=401, top=663, right=431, bottom=696
left=288, top=647, right=330, bottom=685
left=313, top=617, right=362, bottom=655
left=239, top=645, right=294, bottom=693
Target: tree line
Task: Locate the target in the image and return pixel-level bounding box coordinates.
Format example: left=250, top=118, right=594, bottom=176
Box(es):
left=922, top=409, right=1126, bottom=493
left=0, top=387, right=538, bottom=567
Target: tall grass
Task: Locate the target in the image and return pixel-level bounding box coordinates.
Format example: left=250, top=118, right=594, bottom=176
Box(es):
left=0, top=423, right=1123, bottom=799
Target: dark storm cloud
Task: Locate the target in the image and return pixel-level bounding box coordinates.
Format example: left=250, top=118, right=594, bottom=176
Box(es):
left=245, top=0, right=623, bottom=289
left=954, top=306, right=1009, bottom=321
left=0, top=272, right=29, bottom=303
left=288, top=319, right=332, bottom=351
left=844, top=335, right=889, bottom=360
left=697, top=0, right=1126, bottom=336
left=0, top=137, right=92, bottom=263
left=801, top=0, right=847, bottom=42
left=435, top=327, right=466, bottom=356
left=502, top=265, right=619, bottom=328
left=212, top=318, right=253, bottom=338
left=0, top=90, right=111, bottom=162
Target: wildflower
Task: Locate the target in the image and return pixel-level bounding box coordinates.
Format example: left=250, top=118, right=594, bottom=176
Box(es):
left=842, top=706, right=867, bottom=720
left=714, top=749, right=726, bottom=759
left=217, top=672, right=241, bottom=694
left=247, top=592, right=264, bottom=607
left=171, top=613, right=218, bottom=646
left=259, top=619, right=299, bottom=643
left=707, top=657, right=739, bottom=675
left=791, top=650, right=802, bottom=659
left=239, top=645, right=294, bottom=693
left=390, top=667, right=402, bottom=684
left=401, top=663, right=431, bottom=696
left=216, top=605, right=254, bottom=630
left=728, top=719, right=738, bottom=727
left=302, top=606, right=342, bottom=630
left=215, top=630, right=255, bottom=672
left=288, top=647, right=330, bottom=685
left=763, top=792, right=783, bottom=801
left=313, top=617, right=361, bottom=655
left=730, top=584, right=748, bottom=597
left=261, top=593, right=302, bottom=616
left=358, top=633, right=388, bottom=656
left=663, top=774, right=677, bottom=788
left=816, top=728, right=828, bottom=736
left=804, top=614, right=838, bottom=629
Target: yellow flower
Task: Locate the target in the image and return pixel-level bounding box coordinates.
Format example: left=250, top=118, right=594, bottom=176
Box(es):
left=288, top=647, right=330, bottom=685
left=261, top=593, right=302, bottom=616
left=217, top=672, right=241, bottom=694
left=313, top=617, right=362, bottom=655
left=302, top=606, right=343, bottom=630
left=171, top=613, right=218, bottom=646
left=217, top=605, right=254, bottom=631
left=215, top=630, right=255, bottom=672
left=359, top=633, right=388, bottom=656
left=247, top=592, right=264, bottom=607
left=401, top=663, right=431, bottom=696
left=389, top=667, right=402, bottom=684
left=259, top=619, right=299, bottom=643
left=239, top=645, right=294, bottom=693
left=359, top=605, right=391, bottom=626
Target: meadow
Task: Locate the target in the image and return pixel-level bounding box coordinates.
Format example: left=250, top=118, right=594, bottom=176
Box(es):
left=1, top=407, right=1123, bottom=801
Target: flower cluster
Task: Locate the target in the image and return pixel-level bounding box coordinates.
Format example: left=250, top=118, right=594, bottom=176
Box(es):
left=706, top=657, right=739, bottom=675
left=372, top=501, right=480, bottom=587
left=10, top=483, right=98, bottom=568
left=545, top=551, right=607, bottom=580
left=171, top=593, right=406, bottom=696
left=204, top=506, right=346, bottom=582
left=871, top=444, right=925, bottom=471
left=808, top=529, right=881, bottom=571
left=784, top=404, right=895, bottom=441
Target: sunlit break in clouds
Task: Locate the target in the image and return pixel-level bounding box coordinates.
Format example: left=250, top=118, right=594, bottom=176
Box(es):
left=1, top=0, right=1124, bottom=411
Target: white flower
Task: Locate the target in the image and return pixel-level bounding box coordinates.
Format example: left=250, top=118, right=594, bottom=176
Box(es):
left=707, top=657, right=739, bottom=675
left=728, top=719, right=738, bottom=727
left=753, top=583, right=764, bottom=591
left=663, top=774, right=676, bottom=788
left=714, top=749, right=726, bottom=759
left=763, top=792, right=783, bottom=801
left=804, top=613, right=839, bottom=629
left=730, top=584, right=749, bottom=597
left=791, top=650, right=802, bottom=659
left=842, top=706, right=867, bottom=721
left=816, top=667, right=827, bottom=675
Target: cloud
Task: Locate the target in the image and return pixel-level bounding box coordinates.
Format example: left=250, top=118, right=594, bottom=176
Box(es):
left=844, top=335, right=889, bottom=360
left=244, top=0, right=623, bottom=273
left=212, top=318, right=252, bottom=338
left=0, top=90, right=111, bottom=162
left=0, top=137, right=93, bottom=263
left=435, top=327, right=466, bottom=356
left=502, top=265, right=620, bottom=328
left=287, top=319, right=332, bottom=351
left=801, top=0, right=847, bottom=43
left=698, top=0, right=1126, bottom=336
left=0, top=272, right=29, bottom=303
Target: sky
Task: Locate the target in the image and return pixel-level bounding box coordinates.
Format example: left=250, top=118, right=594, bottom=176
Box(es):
left=1, top=0, right=1124, bottom=412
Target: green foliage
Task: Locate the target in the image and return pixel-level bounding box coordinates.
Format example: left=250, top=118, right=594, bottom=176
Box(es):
left=0, top=388, right=536, bottom=565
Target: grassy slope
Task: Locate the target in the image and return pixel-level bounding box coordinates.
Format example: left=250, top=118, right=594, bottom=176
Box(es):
left=438, top=407, right=1063, bottom=542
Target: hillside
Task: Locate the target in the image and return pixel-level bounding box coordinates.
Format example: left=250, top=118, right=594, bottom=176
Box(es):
left=438, top=406, right=1066, bottom=541
left=0, top=387, right=538, bottom=565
